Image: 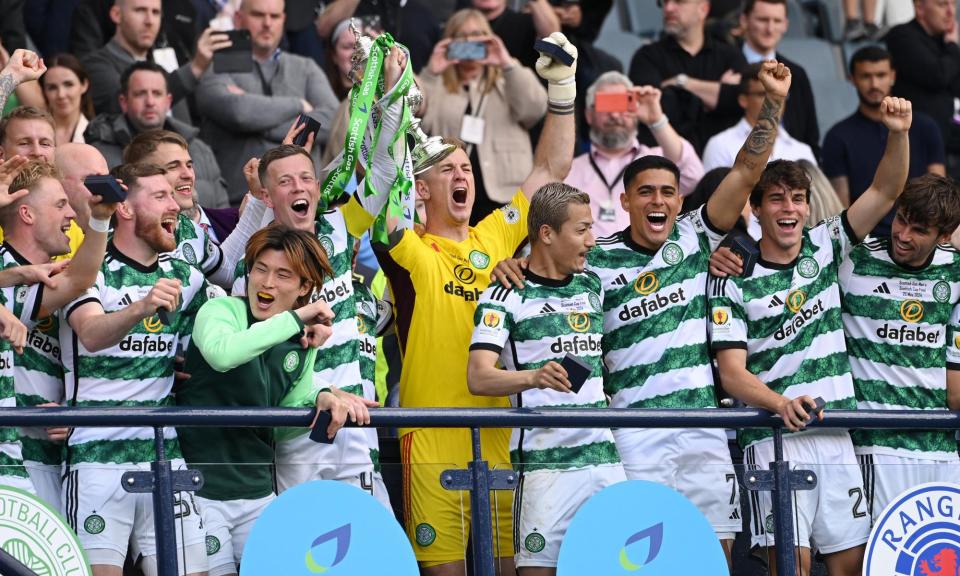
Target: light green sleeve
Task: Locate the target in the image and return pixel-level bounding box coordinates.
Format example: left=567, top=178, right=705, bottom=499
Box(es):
left=276, top=349, right=329, bottom=442
left=194, top=297, right=305, bottom=373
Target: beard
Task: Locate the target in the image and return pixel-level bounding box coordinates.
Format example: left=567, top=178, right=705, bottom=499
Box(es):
left=856, top=89, right=887, bottom=108
left=135, top=216, right=177, bottom=254
left=590, top=127, right=636, bottom=151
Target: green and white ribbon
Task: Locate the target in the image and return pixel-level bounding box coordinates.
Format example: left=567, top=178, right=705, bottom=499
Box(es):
left=319, top=32, right=417, bottom=247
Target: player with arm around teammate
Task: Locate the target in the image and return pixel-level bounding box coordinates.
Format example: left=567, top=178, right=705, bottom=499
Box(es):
left=708, top=97, right=913, bottom=576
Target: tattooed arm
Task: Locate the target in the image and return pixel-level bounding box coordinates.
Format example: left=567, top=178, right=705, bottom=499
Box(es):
left=705, top=61, right=791, bottom=232
left=0, top=49, right=46, bottom=115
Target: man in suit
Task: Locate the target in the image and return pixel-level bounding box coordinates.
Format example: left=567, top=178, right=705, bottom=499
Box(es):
left=739, top=0, right=820, bottom=160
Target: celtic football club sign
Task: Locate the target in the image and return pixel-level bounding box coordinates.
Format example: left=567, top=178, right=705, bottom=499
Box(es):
left=0, top=486, right=92, bottom=575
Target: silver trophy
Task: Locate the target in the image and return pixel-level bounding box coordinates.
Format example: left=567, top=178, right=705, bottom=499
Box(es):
left=407, top=86, right=456, bottom=175
left=349, top=20, right=455, bottom=176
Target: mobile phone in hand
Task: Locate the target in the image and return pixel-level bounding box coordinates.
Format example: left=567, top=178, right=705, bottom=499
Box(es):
left=594, top=92, right=636, bottom=114
left=534, top=39, right=575, bottom=67
left=213, top=29, right=253, bottom=73
left=559, top=353, right=592, bottom=394
left=447, top=40, right=487, bottom=61
left=806, top=396, right=827, bottom=424
left=292, top=114, right=322, bottom=147
left=309, top=410, right=336, bottom=444
left=84, top=175, right=126, bottom=203
left=157, top=307, right=179, bottom=326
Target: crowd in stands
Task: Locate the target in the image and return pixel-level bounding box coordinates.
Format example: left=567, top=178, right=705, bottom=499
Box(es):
left=0, top=0, right=959, bottom=575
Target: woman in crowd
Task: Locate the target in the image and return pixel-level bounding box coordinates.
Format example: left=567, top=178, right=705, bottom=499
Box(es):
left=177, top=226, right=359, bottom=576
left=419, top=8, right=547, bottom=224
left=39, top=53, right=93, bottom=144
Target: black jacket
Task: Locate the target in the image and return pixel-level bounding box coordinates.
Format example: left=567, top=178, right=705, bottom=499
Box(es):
left=886, top=19, right=960, bottom=152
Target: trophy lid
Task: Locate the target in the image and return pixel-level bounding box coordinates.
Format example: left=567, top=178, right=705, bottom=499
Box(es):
left=349, top=19, right=374, bottom=85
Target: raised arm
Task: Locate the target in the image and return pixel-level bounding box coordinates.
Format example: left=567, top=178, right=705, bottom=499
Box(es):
left=38, top=199, right=118, bottom=316
left=705, top=61, right=791, bottom=232
left=522, top=33, right=578, bottom=199
left=0, top=48, right=45, bottom=116
left=846, top=97, right=912, bottom=241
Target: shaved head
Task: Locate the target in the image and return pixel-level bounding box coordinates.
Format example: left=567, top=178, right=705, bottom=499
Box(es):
left=55, top=143, right=110, bottom=223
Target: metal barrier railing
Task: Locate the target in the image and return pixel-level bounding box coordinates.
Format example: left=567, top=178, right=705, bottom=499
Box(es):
left=0, top=406, right=958, bottom=576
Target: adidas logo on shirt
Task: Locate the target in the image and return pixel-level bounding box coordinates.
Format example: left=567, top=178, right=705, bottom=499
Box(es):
left=612, top=274, right=628, bottom=286
left=873, top=283, right=891, bottom=294
left=540, top=303, right=556, bottom=314
left=119, top=294, right=134, bottom=307
left=768, top=295, right=784, bottom=308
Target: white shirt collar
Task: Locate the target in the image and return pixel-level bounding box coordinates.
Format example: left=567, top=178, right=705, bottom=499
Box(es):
left=742, top=42, right=775, bottom=64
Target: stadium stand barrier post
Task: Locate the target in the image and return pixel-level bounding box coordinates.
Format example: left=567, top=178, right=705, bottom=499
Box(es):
left=120, top=426, right=205, bottom=576
left=439, top=427, right=519, bottom=576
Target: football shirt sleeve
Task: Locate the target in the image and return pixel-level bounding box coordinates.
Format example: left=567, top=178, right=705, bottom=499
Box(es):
left=708, top=275, right=747, bottom=350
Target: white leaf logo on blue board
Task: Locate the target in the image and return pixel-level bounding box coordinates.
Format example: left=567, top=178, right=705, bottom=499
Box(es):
left=557, top=480, right=728, bottom=575
left=241, top=480, right=418, bottom=575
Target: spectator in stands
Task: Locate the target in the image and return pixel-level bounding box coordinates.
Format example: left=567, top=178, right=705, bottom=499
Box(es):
left=0, top=107, right=56, bottom=164
left=196, top=0, right=339, bottom=205
left=548, top=0, right=622, bottom=152
left=629, top=0, right=746, bottom=154
left=420, top=8, right=547, bottom=224
left=39, top=55, right=95, bottom=146
left=702, top=63, right=815, bottom=171
left=55, top=143, right=111, bottom=256
left=886, top=0, right=960, bottom=177
left=85, top=61, right=231, bottom=209
left=822, top=46, right=944, bottom=237
left=70, top=0, right=202, bottom=64
left=315, top=0, right=440, bottom=73
left=739, top=0, right=820, bottom=159
left=324, top=17, right=370, bottom=102
left=81, top=0, right=231, bottom=121
left=470, top=0, right=561, bottom=71
left=565, top=71, right=704, bottom=238
left=844, top=0, right=881, bottom=40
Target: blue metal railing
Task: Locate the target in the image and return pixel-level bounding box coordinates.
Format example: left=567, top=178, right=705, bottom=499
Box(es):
left=0, top=406, right=957, bottom=576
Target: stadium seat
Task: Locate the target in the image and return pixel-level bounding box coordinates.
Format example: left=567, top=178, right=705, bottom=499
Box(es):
left=777, top=37, right=858, bottom=145
left=622, top=0, right=664, bottom=40
left=778, top=38, right=847, bottom=79
left=596, top=5, right=647, bottom=73
left=784, top=0, right=813, bottom=38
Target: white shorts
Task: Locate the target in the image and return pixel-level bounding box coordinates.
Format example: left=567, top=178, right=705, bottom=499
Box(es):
left=615, top=427, right=740, bottom=539
left=857, top=452, right=960, bottom=521
left=25, top=462, right=62, bottom=512
left=514, top=464, right=626, bottom=568
left=275, top=431, right=392, bottom=511
left=198, top=494, right=274, bottom=576
left=744, top=430, right=870, bottom=554
left=62, top=461, right=207, bottom=574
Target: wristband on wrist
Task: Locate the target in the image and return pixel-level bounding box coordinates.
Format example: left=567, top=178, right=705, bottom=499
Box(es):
left=648, top=115, right=669, bottom=131
left=89, top=217, right=110, bottom=233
